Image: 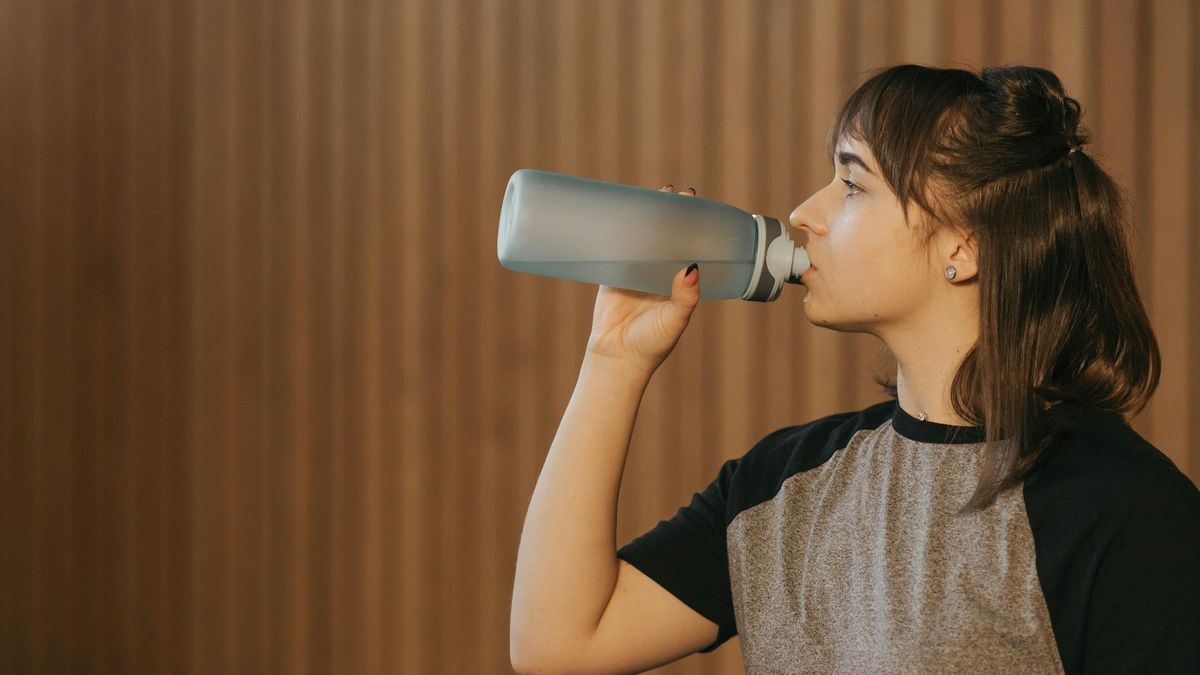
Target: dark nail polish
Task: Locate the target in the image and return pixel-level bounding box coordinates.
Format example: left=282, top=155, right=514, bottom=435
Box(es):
left=686, top=262, right=699, bottom=276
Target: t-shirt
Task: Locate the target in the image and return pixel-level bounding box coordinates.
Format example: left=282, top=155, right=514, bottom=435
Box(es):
left=615, top=398, right=1200, bottom=674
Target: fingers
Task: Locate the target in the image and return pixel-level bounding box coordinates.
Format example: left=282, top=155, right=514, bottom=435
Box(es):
left=669, top=263, right=701, bottom=314
left=659, top=184, right=697, bottom=196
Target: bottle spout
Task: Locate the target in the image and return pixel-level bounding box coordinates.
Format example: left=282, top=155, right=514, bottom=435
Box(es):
left=758, top=219, right=810, bottom=297
left=785, top=245, right=811, bottom=284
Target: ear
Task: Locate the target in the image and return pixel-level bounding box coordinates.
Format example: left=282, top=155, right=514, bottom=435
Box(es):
left=943, top=228, right=978, bottom=283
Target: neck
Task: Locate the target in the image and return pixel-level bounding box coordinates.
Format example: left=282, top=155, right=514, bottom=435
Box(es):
left=883, top=306, right=979, bottom=428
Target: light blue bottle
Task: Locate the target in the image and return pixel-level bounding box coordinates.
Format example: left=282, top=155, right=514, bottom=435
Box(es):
left=497, top=169, right=810, bottom=302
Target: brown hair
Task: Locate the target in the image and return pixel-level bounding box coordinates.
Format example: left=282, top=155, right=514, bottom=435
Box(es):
left=827, top=64, right=1161, bottom=514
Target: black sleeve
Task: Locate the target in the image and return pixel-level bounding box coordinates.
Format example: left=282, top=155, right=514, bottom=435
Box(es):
left=1082, top=475, right=1200, bottom=673
left=615, top=456, right=739, bottom=654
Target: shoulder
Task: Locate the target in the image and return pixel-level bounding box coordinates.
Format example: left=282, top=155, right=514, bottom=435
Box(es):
left=721, top=399, right=897, bottom=518
left=1027, top=401, right=1200, bottom=515
left=1025, top=403, right=1200, bottom=672
left=1024, top=401, right=1200, bottom=549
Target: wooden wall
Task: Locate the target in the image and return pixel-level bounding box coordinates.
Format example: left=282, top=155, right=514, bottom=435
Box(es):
left=1, top=1, right=1196, bottom=673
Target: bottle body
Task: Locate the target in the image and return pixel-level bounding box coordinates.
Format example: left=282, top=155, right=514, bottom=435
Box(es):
left=497, top=168, right=808, bottom=301
left=501, top=259, right=756, bottom=302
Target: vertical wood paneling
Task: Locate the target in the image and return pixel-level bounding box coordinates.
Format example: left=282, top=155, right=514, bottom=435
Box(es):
left=1191, top=0, right=1200, bottom=483
left=947, top=0, right=990, bottom=67
left=0, top=1, right=10, bottom=665
left=999, top=0, right=1038, bottom=64
left=902, top=0, right=942, bottom=65
left=26, top=4, right=44, bottom=670
left=0, top=0, right=12, bottom=658
left=328, top=0, right=348, bottom=667
left=438, top=0, right=468, bottom=670
left=186, top=0, right=213, bottom=670
left=395, top=0, right=423, bottom=670
left=254, top=1, right=279, bottom=668
left=2, top=2, right=1198, bottom=674
left=1048, top=0, right=1091, bottom=104
left=476, top=0, right=507, bottom=670
left=1095, top=0, right=1140, bottom=201
left=282, top=1, right=314, bottom=671
left=1146, top=0, right=1195, bottom=469
left=361, top=0, right=383, bottom=666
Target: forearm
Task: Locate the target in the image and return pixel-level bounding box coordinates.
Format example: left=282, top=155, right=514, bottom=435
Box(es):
left=510, top=354, right=654, bottom=666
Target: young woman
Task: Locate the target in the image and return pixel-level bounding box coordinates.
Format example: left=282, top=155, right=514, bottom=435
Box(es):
left=510, top=64, right=1200, bottom=674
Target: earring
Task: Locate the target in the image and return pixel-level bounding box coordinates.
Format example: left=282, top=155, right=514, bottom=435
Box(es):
left=945, top=266, right=957, bottom=280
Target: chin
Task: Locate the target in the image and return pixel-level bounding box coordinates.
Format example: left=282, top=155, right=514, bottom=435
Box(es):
left=800, top=299, right=832, bottom=328
left=801, top=301, right=873, bottom=334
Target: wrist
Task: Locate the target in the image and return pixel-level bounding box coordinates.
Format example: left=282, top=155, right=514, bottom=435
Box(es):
left=580, top=351, right=657, bottom=385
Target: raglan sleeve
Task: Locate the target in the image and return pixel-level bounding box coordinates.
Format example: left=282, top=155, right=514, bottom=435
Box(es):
left=615, top=455, right=740, bottom=654
left=1082, top=471, right=1200, bottom=673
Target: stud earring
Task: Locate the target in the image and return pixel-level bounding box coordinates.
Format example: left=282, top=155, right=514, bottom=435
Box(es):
left=945, top=266, right=957, bottom=280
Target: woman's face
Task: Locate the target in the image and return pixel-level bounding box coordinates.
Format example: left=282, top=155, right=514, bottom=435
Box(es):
left=788, top=136, right=940, bottom=335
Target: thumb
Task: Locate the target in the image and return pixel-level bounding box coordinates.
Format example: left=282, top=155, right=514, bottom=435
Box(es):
left=669, top=262, right=701, bottom=315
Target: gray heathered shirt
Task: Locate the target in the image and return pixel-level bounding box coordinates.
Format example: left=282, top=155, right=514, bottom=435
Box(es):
left=616, top=399, right=1200, bottom=674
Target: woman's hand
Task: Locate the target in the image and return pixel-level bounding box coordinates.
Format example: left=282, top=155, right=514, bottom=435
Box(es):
left=584, top=185, right=702, bottom=378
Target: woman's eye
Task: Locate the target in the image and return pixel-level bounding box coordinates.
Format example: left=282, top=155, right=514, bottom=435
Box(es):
left=841, top=178, right=862, bottom=197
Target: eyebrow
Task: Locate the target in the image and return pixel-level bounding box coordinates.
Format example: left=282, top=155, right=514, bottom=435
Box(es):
left=836, top=149, right=876, bottom=177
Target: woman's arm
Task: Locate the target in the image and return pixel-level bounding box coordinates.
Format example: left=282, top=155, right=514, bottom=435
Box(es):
left=509, top=354, right=653, bottom=670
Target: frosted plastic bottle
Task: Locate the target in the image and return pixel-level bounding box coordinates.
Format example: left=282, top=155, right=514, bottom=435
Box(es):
left=496, top=168, right=810, bottom=302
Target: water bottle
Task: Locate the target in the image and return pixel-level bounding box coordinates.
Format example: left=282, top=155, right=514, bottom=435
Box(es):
left=496, top=168, right=810, bottom=301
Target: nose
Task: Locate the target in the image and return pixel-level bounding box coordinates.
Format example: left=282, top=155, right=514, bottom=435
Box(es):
left=788, top=190, right=828, bottom=238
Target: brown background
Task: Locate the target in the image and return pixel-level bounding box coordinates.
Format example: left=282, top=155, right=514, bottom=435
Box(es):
left=2, top=0, right=1197, bottom=673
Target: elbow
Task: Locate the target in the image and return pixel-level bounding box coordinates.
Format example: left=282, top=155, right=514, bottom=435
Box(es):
left=509, top=654, right=532, bottom=674
left=510, top=635, right=586, bottom=675
left=510, top=658, right=571, bottom=675
left=510, top=629, right=547, bottom=674
left=510, top=607, right=597, bottom=674
left=510, top=643, right=536, bottom=674
left=510, top=639, right=561, bottom=674
left=509, top=649, right=554, bottom=675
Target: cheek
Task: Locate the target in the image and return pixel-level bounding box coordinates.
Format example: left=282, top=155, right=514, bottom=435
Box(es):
left=825, top=213, right=894, bottom=274
left=827, top=214, right=925, bottom=299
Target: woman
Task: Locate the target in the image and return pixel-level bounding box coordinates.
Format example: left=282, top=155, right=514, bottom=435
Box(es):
left=510, top=64, right=1200, bottom=674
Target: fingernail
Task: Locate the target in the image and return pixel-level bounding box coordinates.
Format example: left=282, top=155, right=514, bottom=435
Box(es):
left=662, top=183, right=673, bottom=190
left=684, top=187, right=695, bottom=194
left=685, top=262, right=699, bottom=285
